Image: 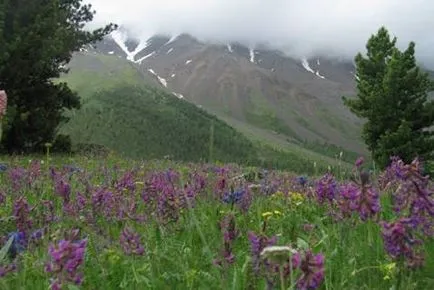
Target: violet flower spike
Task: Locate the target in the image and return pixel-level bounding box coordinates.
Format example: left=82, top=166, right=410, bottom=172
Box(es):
left=380, top=217, right=425, bottom=268
left=297, top=250, right=326, bottom=290
left=119, top=227, right=144, bottom=256
left=247, top=231, right=278, bottom=274
left=45, top=236, right=87, bottom=289
left=13, top=196, right=32, bottom=233
left=315, top=173, right=338, bottom=204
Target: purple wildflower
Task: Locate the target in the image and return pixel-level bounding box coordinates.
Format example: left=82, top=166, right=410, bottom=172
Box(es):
left=315, top=173, right=338, bottom=204
left=76, top=192, right=87, bottom=212
left=297, top=250, right=326, bottom=290
left=222, top=188, right=245, bottom=204
left=42, top=200, right=56, bottom=223
left=6, top=231, right=27, bottom=259
left=13, top=196, right=32, bottom=233
left=27, top=160, right=41, bottom=185
left=355, top=157, right=364, bottom=168
left=248, top=231, right=278, bottom=274
left=338, top=171, right=381, bottom=221
left=115, top=170, right=136, bottom=192
left=91, top=187, right=116, bottom=218
left=221, top=213, right=238, bottom=244
left=0, top=190, right=5, bottom=205
left=30, top=228, right=44, bottom=242
left=0, top=163, right=7, bottom=172
left=380, top=217, right=425, bottom=268
left=9, top=167, right=26, bottom=192
left=260, top=173, right=281, bottom=196
left=281, top=251, right=302, bottom=278
left=0, top=263, right=17, bottom=278
left=156, top=185, right=182, bottom=223
left=214, top=213, right=239, bottom=268
left=45, top=235, right=87, bottom=289
left=119, top=227, right=144, bottom=256
left=382, top=157, right=434, bottom=235
left=297, top=176, right=308, bottom=187
left=338, top=182, right=359, bottom=218
left=55, top=180, right=71, bottom=204
left=394, top=159, right=433, bottom=212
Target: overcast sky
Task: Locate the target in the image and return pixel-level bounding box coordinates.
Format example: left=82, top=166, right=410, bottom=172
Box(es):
left=87, top=0, right=434, bottom=68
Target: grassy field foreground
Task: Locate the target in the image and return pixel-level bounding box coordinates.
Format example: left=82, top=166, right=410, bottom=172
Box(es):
left=0, top=155, right=433, bottom=290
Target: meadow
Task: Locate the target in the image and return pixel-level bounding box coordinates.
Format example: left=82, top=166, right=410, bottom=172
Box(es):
left=0, top=154, right=433, bottom=290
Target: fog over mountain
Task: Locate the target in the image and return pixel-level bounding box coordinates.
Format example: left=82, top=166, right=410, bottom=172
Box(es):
left=87, top=0, right=434, bottom=68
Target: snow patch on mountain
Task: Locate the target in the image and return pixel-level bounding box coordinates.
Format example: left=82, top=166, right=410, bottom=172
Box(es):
left=301, top=58, right=315, bottom=74
left=315, top=71, right=325, bottom=79
left=302, top=58, right=326, bottom=79
left=185, top=59, right=192, bottom=65
left=158, top=76, right=168, bottom=87
left=148, top=68, right=168, bottom=87
left=227, top=44, right=233, bottom=53
left=136, top=51, right=156, bottom=64
left=111, top=30, right=148, bottom=62
left=249, top=49, right=255, bottom=63
left=167, top=48, right=174, bottom=54
left=172, top=92, right=184, bottom=99
left=171, top=73, right=176, bottom=78
left=166, top=34, right=179, bottom=46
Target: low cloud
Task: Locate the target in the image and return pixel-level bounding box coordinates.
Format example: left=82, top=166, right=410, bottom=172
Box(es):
left=87, top=0, right=434, bottom=68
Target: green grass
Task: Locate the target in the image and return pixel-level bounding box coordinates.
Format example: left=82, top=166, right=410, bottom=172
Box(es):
left=245, top=111, right=303, bottom=142
left=1, top=156, right=433, bottom=289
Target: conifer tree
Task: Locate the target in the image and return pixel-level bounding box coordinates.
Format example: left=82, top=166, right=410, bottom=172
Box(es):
left=0, top=0, right=116, bottom=152
left=343, top=27, right=434, bottom=169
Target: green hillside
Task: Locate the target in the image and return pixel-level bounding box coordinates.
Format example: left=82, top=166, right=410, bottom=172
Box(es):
left=60, top=52, right=157, bottom=99
left=56, top=52, right=357, bottom=174
left=60, top=85, right=257, bottom=163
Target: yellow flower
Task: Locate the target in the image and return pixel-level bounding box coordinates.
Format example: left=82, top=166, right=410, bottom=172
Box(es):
left=262, top=211, right=273, bottom=219
left=105, top=249, right=121, bottom=264
left=272, top=191, right=285, bottom=199
left=288, top=192, right=305, bottom=205
left=261, top=210, right=284, bottom=220
left=385, top=262, right=396, bottom=271
left=380, top=262, right=396, bottom=280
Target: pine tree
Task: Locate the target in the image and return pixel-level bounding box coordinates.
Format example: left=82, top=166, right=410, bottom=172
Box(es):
left=0, top=0, right=116, bottom=153
left=343, top=27, right=434, bottom=169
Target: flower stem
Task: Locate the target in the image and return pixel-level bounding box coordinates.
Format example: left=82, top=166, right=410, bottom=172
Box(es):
left=279, top=265, right=286, bottom=290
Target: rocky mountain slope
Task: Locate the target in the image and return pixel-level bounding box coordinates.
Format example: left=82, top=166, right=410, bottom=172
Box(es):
left=81, top=28, right=370, bottom=155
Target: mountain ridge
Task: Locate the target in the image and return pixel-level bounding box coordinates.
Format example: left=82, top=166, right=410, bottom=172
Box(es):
left=83, top=30, right=368, bottom=155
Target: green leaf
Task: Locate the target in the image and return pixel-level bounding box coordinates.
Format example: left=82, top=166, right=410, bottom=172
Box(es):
left=67, top=285, right=81, bottom=290
left=296, top=237, right=309, bottom=251
left=0, top=235, right=14, bottom=264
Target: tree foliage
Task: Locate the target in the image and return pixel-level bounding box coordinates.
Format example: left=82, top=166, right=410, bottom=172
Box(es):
left=0, top=0, right=116, bottom=153
left=343, top=27, right=434, bottom=169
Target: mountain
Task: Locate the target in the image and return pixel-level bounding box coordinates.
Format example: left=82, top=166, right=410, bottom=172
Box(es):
left=57, top=49, right=359, bottom=174
left=86, top=29, right=366, bottom=157
left=57, top=53, right=258, bottom=163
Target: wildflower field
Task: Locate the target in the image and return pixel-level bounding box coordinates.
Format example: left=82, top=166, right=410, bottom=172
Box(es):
left=0, top=155, right=433, bottom=290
